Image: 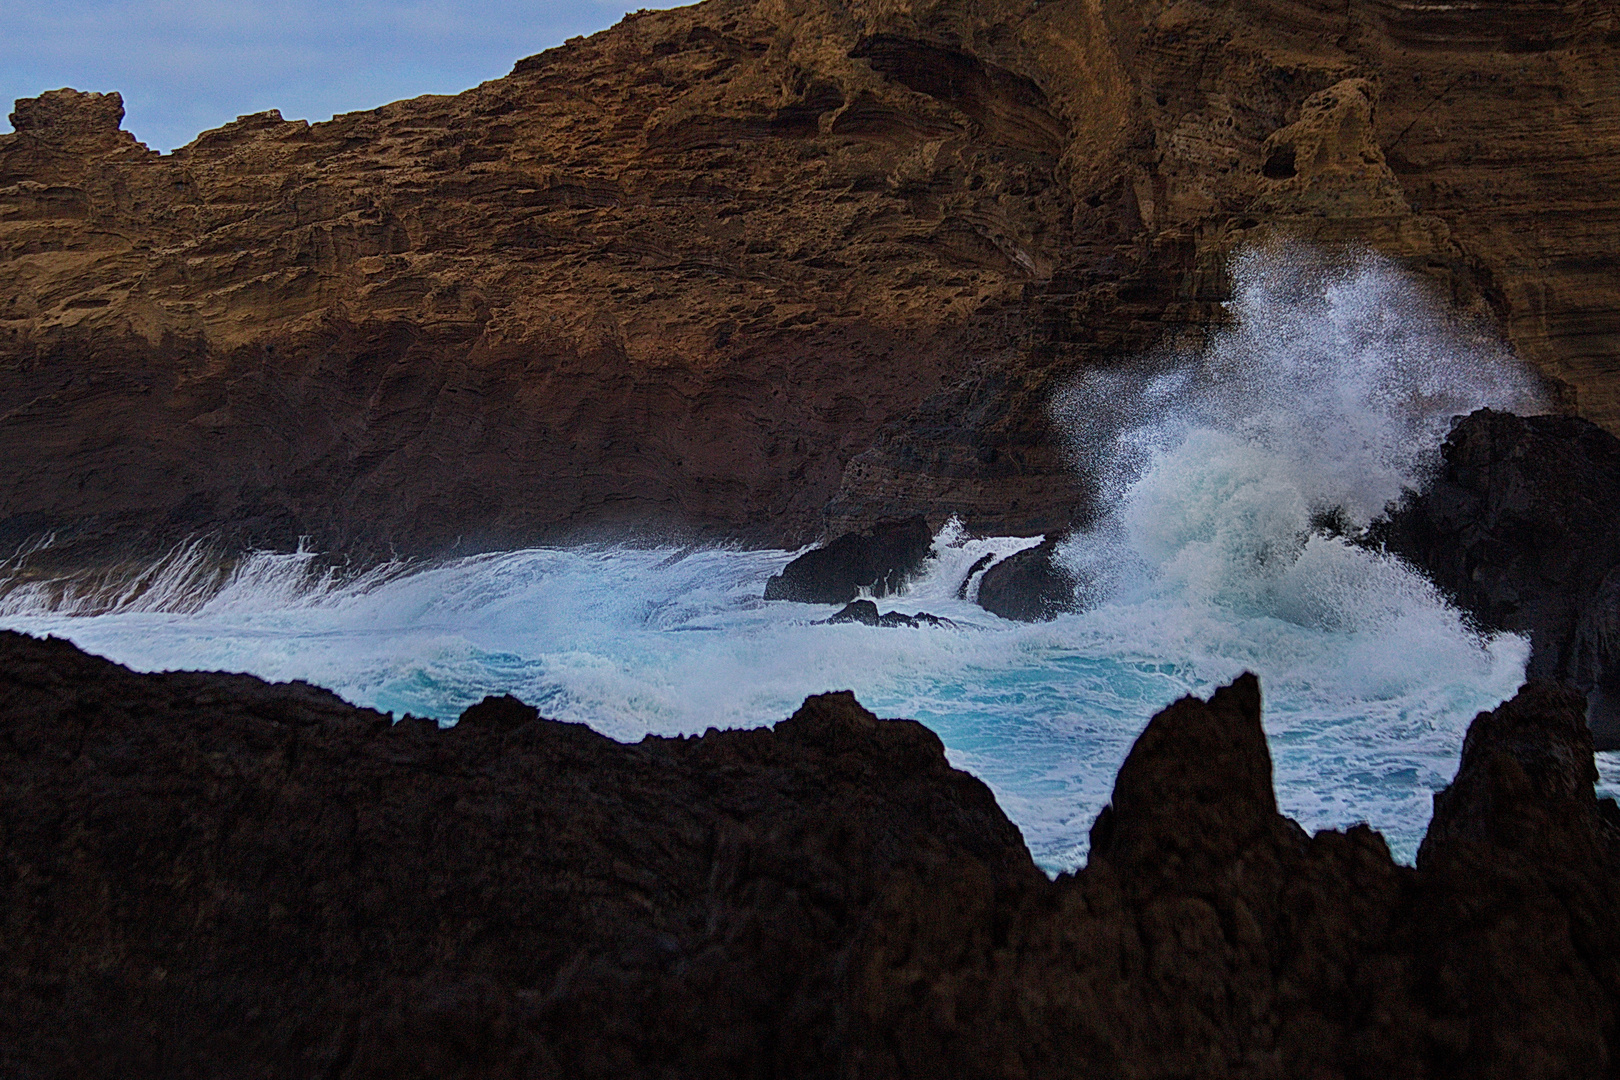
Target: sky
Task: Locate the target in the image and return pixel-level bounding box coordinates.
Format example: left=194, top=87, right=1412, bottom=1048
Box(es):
left=1, top=0, right=659, bottom=152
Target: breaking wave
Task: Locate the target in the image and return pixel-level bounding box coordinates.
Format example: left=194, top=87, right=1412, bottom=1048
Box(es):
left=1, top=245, right=1598, bottom=872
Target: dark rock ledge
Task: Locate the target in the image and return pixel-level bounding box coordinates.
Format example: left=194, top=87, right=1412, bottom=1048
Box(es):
left=2, top=630, right=1618, bottom=1078
left=1384, top=409, right=1620, bottom=749
left=974, top=533, right=1079, bottom=621
left=763, top=516, right=933, bottom=604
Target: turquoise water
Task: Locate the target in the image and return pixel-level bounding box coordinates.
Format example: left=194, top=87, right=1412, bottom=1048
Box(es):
left=0, top=247, right=1587, bottom=873
left=0, top=528, right=1533, bottom=872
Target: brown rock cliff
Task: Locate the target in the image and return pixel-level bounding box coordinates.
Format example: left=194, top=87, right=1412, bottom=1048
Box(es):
left=2, top=0, right=1616, bottom=555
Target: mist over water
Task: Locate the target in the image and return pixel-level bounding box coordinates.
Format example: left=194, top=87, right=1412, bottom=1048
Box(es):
left=0, top=247, right=1589, bottom=872
left=1055, top=245, right=1547, bottom=610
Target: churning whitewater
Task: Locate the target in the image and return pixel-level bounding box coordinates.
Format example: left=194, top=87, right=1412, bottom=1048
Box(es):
left=0, top=248, right=1589, bottom=871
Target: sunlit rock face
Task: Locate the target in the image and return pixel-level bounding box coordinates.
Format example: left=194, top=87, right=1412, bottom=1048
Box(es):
left=2, top=0, right=1617, bottom=557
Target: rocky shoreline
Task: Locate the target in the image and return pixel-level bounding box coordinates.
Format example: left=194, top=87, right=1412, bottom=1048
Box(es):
left=1383, top=408, right=1620, bottom=749
left=4, top=0, right=1620, bottom=1070
left=2, top=629, right=1617, bottom=1077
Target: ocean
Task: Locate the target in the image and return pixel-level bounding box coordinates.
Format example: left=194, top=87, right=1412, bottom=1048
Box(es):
left=4, top=246, right=1608, bottom=873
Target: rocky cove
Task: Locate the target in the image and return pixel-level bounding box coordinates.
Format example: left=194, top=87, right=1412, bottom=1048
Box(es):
left=5, top=0, right=1620, bottom=1074
left=3, top=343, right=1619, bottom=1079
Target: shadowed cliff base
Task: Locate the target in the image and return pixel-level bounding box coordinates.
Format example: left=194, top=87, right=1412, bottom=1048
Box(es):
left=2, top=631, right=1617, bottom=1077
left=1382, top=408, right=1620, bottom=749
left=2, top=0, right=1618, bottom=553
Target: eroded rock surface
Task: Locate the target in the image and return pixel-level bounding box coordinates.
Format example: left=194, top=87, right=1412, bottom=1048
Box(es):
left=4, top=633, right=1620, bottom=1077
left=2, top=0, right=1618, bottom=556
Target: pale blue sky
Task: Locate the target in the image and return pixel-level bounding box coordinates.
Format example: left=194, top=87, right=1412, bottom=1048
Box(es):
left=2, top=0, right=659, bottom=151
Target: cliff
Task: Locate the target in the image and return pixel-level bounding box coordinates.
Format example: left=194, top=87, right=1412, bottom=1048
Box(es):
left=2, top=0, right=1617, bottom=556
left=3, top=631, right=1617, bottom=1077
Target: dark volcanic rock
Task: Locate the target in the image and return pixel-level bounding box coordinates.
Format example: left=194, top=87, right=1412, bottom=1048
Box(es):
left=854, top=677, right=1620, bottom=1080
left=456, top=692, right=540, bottom=732
left=819, top=599, right=950, bottom=627
left=1087, top=674, right=1283, bottom=886
left=1384, top=409, right=1620, bottom=743
left=5, top=632, right=1620, bottom=1077
left=824, top=598, right=883, bottom=624
left=1421, top=681, right=1617, bottom=865
left=6, top=0, right=1620, bottom=554
left=763, top=516, right=932, bottom=604
left=877, top=610, right=948, bottom=629
left=955, top=552, right=997, bottom=599
left=1412, top=682, right=1620, bottom=1079
left=0, top=630, right=1032, bottom=1078
left=974, top=535, right=1077, bottom=621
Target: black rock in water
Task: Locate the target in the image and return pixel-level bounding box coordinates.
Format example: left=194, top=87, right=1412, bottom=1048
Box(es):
left=1382, top=409, right=1620, bottom=746
left=956, top=552, right=996, bottom=599
left=877, top=610, right=949, bottom=628
left=975, top=535, right=1077, bottom=621
left=819, top=599, right=950, bottom=628
left=824, top=598, right=881, bottom=624
left=763, top=516, right=932, bottom=603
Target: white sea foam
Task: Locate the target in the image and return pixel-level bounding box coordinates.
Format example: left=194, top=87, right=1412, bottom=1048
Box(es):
left=0, top=245, right=1591, bottom=872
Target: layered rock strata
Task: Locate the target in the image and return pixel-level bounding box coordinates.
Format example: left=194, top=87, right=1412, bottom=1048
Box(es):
left=3, top=631, right=1618, bottom=1077
left=2, top=0, right=1618, bottom=556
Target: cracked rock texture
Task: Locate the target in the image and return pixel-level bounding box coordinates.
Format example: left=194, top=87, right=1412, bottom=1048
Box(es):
left=1, top=0, right=1618, bottom=556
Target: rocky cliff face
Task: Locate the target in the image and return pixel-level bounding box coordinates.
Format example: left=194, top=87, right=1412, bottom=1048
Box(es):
left=2, top=0, right=1617, bottom=555
left=3, top=632, right=1618, bottom=1077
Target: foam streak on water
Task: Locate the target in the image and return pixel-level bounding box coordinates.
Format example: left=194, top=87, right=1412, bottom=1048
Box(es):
left=0, top=247, right=1582, bottom=872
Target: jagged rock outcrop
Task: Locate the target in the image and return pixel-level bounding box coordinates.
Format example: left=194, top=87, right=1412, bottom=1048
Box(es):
left=1383, top=408, right=1620, bottom=745
left=853, top=676, right=1620, bottom=1079
left=0, top=630, right=1033, bottom=1078
left=4, top=632, right=1620, bottom=1077
left=2, top=0, right=1618, bottom=558
left=818, top=598, right=950, bottom=626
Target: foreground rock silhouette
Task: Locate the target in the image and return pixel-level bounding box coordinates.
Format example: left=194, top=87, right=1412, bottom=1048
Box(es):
left=1385, top=408, right=1620, bottom=747
left=2, top=631, right=1618, bottom=1077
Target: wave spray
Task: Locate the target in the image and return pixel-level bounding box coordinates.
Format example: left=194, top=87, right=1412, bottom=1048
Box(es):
left=0, top=246, right=1564, bottom=870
